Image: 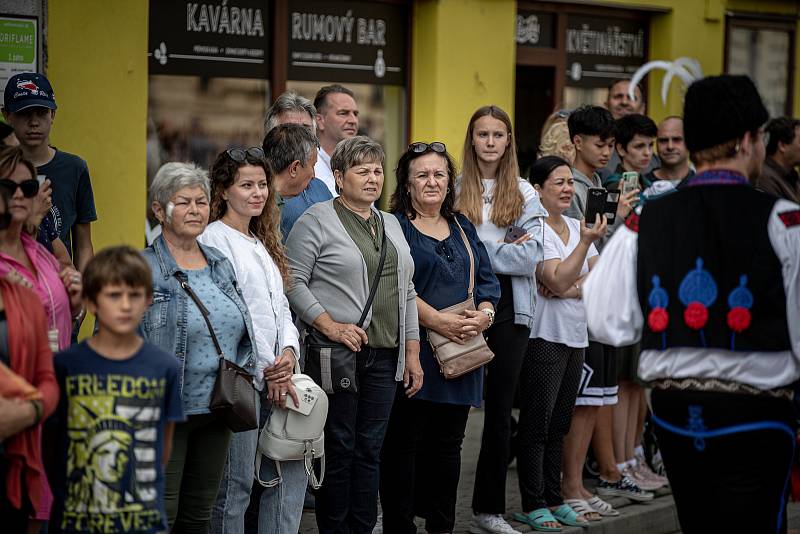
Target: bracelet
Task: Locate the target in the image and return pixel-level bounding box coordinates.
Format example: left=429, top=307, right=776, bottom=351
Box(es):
left=29, top=400, right=42, bottom=425
left=574, top=283, right=582, bottom=299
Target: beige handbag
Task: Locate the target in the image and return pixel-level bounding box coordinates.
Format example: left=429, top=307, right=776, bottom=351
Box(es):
left=427, top=219, right=495, bottom=379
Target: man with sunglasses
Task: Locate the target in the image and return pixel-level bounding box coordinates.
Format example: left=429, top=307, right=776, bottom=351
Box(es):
left=2, top=73, right=96, bottom=272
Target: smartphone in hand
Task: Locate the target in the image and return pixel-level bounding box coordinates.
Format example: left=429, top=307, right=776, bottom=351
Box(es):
left=584, top=187, right=606, bottom=228
left=504, top=225, right=526, bottom=243
left=621, top=171, right=639, bottom=196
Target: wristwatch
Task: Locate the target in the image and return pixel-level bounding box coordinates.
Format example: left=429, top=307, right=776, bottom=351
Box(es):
left=481, top=308, right=495, bottom=327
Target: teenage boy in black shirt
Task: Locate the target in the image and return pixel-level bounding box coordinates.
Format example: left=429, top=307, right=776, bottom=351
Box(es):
left=3, top=73, right=96, bottom=272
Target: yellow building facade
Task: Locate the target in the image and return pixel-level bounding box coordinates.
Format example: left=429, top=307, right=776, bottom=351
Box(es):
left=42, top=0, right=800, bottom=256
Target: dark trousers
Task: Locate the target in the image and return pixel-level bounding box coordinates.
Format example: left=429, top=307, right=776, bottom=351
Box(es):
left=165, top=413, right=232, bottom=533
left=315, top=347, right=397, bottom=534
left=0, top=456, right=32, bottom=534
left=379, top=387, right=471, bottom=534
left=471, top=318, right=531, bottom=514
left=652, top=389, right=796, bottom=534
left=517, top=339, right=584, bottom=511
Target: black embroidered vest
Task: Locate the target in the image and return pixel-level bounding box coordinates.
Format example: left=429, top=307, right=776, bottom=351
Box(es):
left=636, top=182, right=791, bottom=352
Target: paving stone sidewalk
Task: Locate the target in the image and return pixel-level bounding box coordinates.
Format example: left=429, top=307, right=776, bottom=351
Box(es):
left=299, top=408, right=800, bottom=533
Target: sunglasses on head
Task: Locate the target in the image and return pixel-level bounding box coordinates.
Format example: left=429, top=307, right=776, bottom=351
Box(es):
left=408, top=142, right=446, bottom=154
left=0, top=178, right=39, bottom=198
left=226, top=147, right=265, bottom=163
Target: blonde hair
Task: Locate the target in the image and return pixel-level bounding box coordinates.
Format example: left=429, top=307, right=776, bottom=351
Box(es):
left=457, top=105, right=522, bottom=227
left=538, top=114, right=575, bottom=166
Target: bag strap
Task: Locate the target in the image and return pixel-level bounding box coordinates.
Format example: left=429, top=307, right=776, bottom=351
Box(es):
left=174, top=273, right=224, bottom=358
left=356, top=211, right=387, bottom=329
left=452, top=217, right=475, bottom=298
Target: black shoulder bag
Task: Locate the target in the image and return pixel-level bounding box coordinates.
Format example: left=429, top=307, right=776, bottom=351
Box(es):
left=304, top=212, right=387, bottom=395
left=176, top=275, right=258, bottom=433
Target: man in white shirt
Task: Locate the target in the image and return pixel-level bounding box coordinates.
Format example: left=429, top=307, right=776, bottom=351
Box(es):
left=313, top=84, right=359, bottom=196
left=584, top=74, right=800, bottom=534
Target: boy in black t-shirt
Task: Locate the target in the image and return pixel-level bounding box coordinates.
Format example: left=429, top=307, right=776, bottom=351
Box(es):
left=50, top=246, right=184, bottom=533
left=2, top=72, right=96, bottom=272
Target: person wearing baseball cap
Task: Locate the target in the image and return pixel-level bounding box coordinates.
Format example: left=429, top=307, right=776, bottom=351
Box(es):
left=582, top=74, right=800, bottom=533
left=2, top=72, right=96, bottom=274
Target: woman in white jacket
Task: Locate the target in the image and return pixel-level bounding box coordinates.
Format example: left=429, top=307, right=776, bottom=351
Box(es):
left=199, top=146, right=306, bottom=534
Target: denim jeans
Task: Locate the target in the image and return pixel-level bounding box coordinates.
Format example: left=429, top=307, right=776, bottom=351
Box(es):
left=212, top=397, right=261, bottom=534
left=315, top=346, right=398, bottom=534
left=231, top=396, right=308, bottom=534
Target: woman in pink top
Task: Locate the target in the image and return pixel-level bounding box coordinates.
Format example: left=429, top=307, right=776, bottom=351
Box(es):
left=0, top=147, right=79, bottom=526
left=0, top=147, right=81, bottom=354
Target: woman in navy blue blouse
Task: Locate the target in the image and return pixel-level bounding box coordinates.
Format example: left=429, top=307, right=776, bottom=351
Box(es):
left=379, top=142, right=500, bottom=534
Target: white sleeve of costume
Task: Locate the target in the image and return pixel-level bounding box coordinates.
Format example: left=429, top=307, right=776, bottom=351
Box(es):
left=583, top=223, right=642, bottom=346
left=768, top=199, right=800, bottom=362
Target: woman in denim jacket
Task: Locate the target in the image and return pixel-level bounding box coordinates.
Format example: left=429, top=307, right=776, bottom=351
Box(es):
left=140, top=162, right=258, bottom=534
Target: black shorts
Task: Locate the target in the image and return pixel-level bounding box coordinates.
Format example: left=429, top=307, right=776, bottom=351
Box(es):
left=576, top=341, right=619, bottom=406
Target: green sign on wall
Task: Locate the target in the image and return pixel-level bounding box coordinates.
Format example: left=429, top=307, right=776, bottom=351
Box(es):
left=0, top=17, right=36, bottom=63
left=0, top=15, right=38, bottom=95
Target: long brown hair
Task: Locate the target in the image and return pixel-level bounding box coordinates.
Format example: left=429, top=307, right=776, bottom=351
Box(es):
left=208, top=150, right=288, bottom=282
left=457, top=105, right=523, bottom=227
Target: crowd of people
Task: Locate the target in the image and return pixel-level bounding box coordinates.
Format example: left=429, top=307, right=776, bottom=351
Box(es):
left=0, top=66, right=799, bottom=534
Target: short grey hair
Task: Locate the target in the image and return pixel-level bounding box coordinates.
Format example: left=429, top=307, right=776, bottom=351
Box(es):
left=149, top=162, right=210, bottom=210
left=264, top=91, right=316, bottom=135
left=263, top=123, right=318, bottom=174
left=330, top=136, right=385, bottom=177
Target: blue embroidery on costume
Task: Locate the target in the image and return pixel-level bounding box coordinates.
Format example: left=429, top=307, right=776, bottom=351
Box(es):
left=687, top=405, right=708, bottom=451
left=647, top=275, right=669, bottom=349
left=726, top=275, right=753, bottom=350
left=678, top=258, right=717, bottom=347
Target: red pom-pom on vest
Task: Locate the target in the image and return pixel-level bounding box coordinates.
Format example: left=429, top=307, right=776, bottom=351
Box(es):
left=727, top=307, right=751, bottom=333
left=683, top=302, right=708, bottom=330
left=648, top=307, right=669, bottom=333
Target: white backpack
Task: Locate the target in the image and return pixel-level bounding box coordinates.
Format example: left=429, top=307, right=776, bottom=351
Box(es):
left=255, top=370, right=328, bottom=489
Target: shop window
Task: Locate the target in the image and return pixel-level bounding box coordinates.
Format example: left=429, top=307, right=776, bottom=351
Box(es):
left=726, top=17, right=794, bottom=117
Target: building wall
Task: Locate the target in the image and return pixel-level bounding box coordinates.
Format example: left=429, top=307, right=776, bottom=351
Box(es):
left=411, top=0, right=517, bottom=166
left=47, top=0, right=148, bottom=251
left=47, top=0, right=148, bottom=336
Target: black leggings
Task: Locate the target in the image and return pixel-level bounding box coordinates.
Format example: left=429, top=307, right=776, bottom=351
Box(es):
left=516, top=339, right=584, bottom=511
left=379, top=387, right=471, bottom=533
left=471, top=313, right=531, bottom=514
left=652, top=389, right=796, bottom=534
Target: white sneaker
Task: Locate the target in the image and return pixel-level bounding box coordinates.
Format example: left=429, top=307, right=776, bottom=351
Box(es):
left=372, top=513, right=383, bottom=534
left=469, top=513, right=522, bottom=534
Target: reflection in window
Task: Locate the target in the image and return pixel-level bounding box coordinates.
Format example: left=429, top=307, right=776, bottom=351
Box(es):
left=287, top=81, right=406, bottom=206
left=148, top=76, right=269, bottom=183
left=727, top=27, right=791, bottom=117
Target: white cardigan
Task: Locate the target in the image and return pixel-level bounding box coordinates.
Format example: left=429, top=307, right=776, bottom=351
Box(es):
left=199, top=220, right=300, bottom=390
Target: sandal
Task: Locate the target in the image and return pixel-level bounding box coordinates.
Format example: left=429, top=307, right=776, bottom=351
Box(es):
left=552, top=503, right=589, bottom=528
left=512, top=508, right=562, bottom=532
left=564, top=499, right=602, bottom=521
left=587, top=495, right=620, bottom=517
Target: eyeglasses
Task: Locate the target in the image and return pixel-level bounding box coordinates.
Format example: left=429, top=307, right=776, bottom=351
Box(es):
left=0, top=178, right=39, bottom=198
left=226, top=147, right=265, bottom=162
left=408, top=142, right=446, bottom=154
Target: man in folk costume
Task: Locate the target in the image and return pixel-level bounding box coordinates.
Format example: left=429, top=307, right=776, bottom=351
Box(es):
left=583, top=74, right=800, bottom=534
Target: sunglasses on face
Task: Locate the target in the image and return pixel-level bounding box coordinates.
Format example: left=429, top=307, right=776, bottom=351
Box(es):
left=408, top=142, right=446, bottom=154
left=0, top=178, right=39, bottom=198
left=226, top=147, right=265, bottom=163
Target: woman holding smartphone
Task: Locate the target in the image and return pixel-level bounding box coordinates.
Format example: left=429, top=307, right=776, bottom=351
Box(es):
left=456, top=105, right=547, bottom=534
